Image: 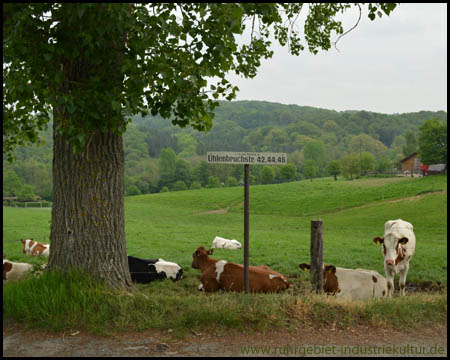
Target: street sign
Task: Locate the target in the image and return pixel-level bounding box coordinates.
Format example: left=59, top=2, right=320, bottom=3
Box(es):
left=206, top=151, right=288, bottom=293
left=207, top=151, right=287, bottom=165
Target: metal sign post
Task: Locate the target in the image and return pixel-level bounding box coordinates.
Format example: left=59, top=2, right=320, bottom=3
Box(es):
left=243, top=164, right=250, bottom=293
left=207, top=151, right=287, bottom=293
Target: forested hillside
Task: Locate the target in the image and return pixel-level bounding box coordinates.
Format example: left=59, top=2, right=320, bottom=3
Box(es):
left=3, top=101, right=447, bottom=200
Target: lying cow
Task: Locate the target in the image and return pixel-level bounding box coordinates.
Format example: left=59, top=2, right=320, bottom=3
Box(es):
left=22, top=239, right=50, bottom=256
left=127, top=255, right=183, bottom=283
left=3, top=258, right=33, bottom=283
left=192, top=247, right=289, bottom=293
left=211, top=236, right=242, bottom=250
left=299, top=263, right=387, bottom=300
left=373, top=219, right=416, bottom=297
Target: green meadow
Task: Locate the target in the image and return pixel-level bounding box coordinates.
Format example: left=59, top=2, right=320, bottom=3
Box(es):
left=3, top=174, right=447, bottom=284
left=3, top=175, right=447, bottom=334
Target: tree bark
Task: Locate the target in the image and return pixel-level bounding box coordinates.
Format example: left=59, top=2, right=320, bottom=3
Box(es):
left=48, top=118, right=133, bottom=290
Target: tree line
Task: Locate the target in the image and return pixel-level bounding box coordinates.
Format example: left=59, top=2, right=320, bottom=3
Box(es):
left=3, top=101, right=447, bottom=200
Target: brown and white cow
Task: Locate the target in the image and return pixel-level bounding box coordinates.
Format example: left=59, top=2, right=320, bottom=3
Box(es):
left=299, top=263, right=387, bottom=300
left=3, top=258, right=33, bottom=283
left=22, top=239, right=50, bottom=257
left=373, top=219, right=416, bottom=297
left=192, top=247, right=290, bottom=293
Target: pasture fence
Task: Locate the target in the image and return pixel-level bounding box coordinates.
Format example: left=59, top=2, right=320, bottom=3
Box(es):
left=310, top=220, right=323, bottom=294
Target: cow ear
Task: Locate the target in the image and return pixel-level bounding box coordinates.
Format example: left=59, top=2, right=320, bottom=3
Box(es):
left=373, top=237, right=384, bottom=245
left=324, top=265, right=336, bottom=274
left=299, top=263, right=310, bottom=271
left=398, top=237, right=409, bottom=244
left=207, top=248, right=214, bottom=255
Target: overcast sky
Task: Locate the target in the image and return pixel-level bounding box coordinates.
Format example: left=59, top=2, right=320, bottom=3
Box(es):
left=227, top=3, right=447, bottom=114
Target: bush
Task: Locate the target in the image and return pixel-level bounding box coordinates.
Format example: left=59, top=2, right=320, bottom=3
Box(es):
left=171, top=180, right=188, bottom=191
left=206, top=176, right=221, bottom=188
left=225, top=176, right=238, bottom=187
left=126, top=184, right=141, bottom=196
left=190, top=181, right=202, bottom=190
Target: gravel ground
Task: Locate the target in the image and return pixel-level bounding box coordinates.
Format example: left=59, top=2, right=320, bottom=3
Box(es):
left=3, top=322, right=447, bottom=357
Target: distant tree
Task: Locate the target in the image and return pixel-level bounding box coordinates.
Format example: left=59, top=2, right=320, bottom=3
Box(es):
left=145, top=129, right=178, bottom=158
left=243, top=128, right=265, bottom=151
left=292, top=134, right=314, bottom=152
left=206, top=176, right=221, bottom=188
left=190, top=181, right=202, bottom=190
left=303, top=140, right=327, bottom=174
left=323, top=119, right=339, bottom=133
left=16, top=184, right=36, bottom=201
left=360, top=152, right=375, bottom=175
left=193, top=161, right=210, bottom=187
left=126, top=184, right=141, bottom=197
left=263, top=128, right=290, bottom=152
left=225, top=176, right=238, bottom=187
left=279, top=163, right=297, bottom=182
left=3, top=170, right=24, bottom=197
left=158, top=148, right=177, bottom=189
left=418, top=118, right=447, bottom=165
left=171, top=180, right=188, bottom=191
left=289, top=150, right=305, bottom=174
left=402, top=130, right=418, bottom=158
left=340, top=153, right=360, bottom=180
left=175, top=133, right=198, bottom=158
left=375, top=156, right=392, bottom=173
left=326, top=160, right=341, bottom=180
left=124, top=123, right=150, bottom=162
left=303, top=159, right=318, bottom=182
left=348, top=134, right=388, bottom=160
left=290, top=121, right=322, bottom=138
left=261, top=166, right=275, bottom=184
left=174, top=158, right=193, bottom=188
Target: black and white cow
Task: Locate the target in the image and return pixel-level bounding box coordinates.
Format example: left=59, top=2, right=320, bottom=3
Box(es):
left=127, top=255, right=183, bottom=283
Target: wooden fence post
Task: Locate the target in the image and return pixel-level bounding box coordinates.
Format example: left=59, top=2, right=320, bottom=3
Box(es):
left=310, top=220, right=323, bottom=294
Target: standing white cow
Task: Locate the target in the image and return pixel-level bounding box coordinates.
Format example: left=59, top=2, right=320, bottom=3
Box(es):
left=373, top=219, right=416, bottom=297
left=211, top=236, right=242, bottom=250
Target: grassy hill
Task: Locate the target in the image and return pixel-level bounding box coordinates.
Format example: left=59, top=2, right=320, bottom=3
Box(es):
left=3, top=174, right=447, bottom=285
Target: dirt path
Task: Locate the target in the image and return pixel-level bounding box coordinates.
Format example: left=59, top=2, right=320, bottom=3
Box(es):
left=3, top=322, right=447, bottom=357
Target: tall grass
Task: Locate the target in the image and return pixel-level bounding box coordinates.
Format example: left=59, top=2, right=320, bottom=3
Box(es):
left=4, top=269, right=446, bottom=335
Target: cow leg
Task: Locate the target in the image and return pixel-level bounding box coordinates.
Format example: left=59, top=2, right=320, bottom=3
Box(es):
left=384, top=265, right=395, bottom=297
left=399, top=264, right=409, bottom=296
left=200, top=276, right=220, bottom=292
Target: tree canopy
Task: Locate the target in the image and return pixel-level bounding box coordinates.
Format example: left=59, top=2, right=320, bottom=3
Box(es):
left=418, top=118, right=447, bottom=165
left=4, top=3, right=398, bottom=160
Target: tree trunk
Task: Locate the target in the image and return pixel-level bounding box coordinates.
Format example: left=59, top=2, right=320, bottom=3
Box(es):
left=48, top=118, right=133, bottom=290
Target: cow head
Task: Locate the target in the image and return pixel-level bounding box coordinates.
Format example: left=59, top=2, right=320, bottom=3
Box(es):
left=192, top=247, right=214, bottom=269
left=21, top=238, right=33, bottom=254
left=299, top=262, right=340, bottom=294
left=3, top=261, right=13, bottom=280
left=373, top=233, right=409, bottom=268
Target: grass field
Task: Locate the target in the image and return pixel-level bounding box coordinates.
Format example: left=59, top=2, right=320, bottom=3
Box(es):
left=4, top=174, right=446, bottom=284
left=3, top=175, right=447, bottom=334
